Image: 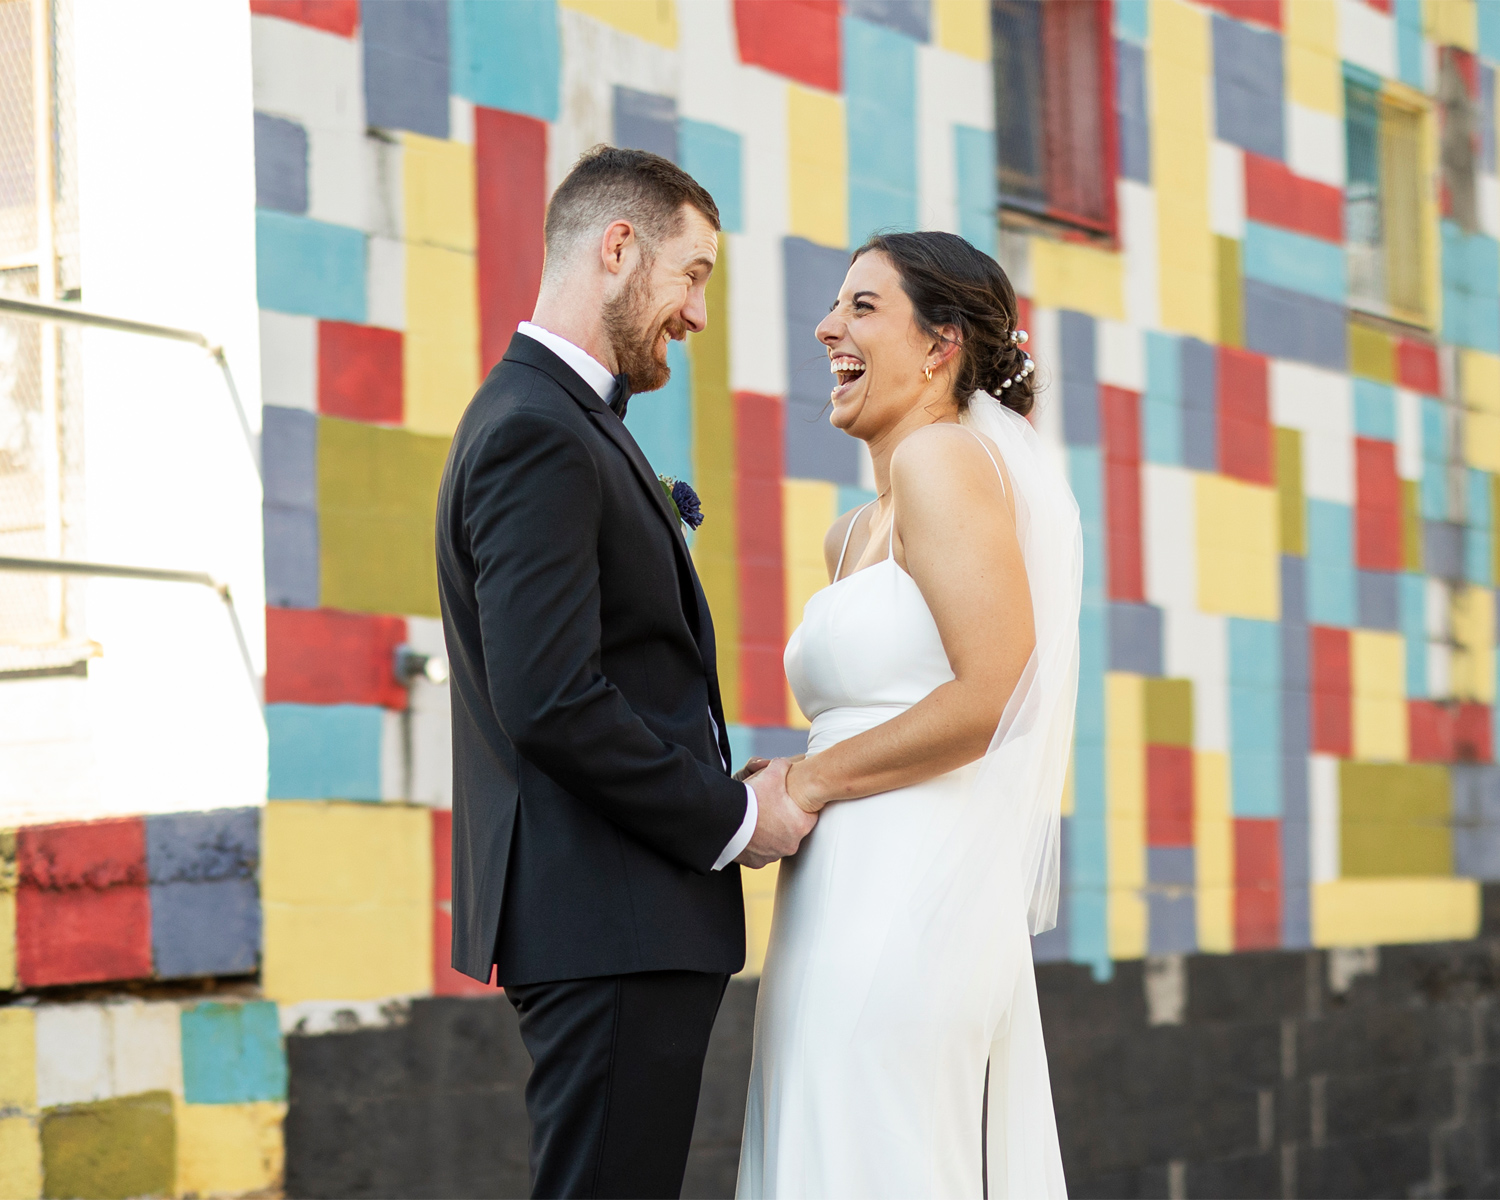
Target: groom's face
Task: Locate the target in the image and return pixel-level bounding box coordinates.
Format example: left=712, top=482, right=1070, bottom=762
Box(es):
left=604, top=205, right=718, bottom=393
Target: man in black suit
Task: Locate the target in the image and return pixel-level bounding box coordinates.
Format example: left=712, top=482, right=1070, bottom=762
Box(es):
left=436, top=146, right=816, bottom=1199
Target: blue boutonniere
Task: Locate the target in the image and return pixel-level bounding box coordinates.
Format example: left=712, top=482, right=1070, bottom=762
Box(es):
left=658, top=475, right=704, bottom=530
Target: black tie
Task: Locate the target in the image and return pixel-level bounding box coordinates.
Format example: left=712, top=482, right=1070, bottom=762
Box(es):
left=610, top=372, right=631, bottom=419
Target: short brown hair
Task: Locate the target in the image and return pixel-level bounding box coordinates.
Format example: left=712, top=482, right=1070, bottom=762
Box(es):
left=542, top=145, right=720, bottom=283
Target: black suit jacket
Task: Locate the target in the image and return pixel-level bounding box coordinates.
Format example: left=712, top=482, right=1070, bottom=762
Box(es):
left=436, top=332, right=747, bottom=985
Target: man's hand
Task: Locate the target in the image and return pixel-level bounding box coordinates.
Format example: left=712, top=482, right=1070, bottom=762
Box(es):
left=736, top=758, right=817, bottom=869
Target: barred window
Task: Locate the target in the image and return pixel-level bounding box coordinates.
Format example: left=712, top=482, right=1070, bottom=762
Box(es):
left=1346, top=76, right=1428, bottom=325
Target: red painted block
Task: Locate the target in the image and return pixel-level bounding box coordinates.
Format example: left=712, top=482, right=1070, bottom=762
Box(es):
left=1217, top=347, right=1273, bottom=484
left=736, top=391, right=787, bottom=725
left=1456, top=703, right=1492, bottom=762
left=1363, top=0, right=1393, bottom=13
left=1146, top=744, right=1194, bottom=846
left=477, top=108, right=547, bottom=375
left=1243, top=154, right=1342, bottom=243
left=1396, top=339, right=1440, bottom=394
left=734, top=0, right=840, bottom=92
left=1355, top=438, right=1403, bottom=571
left=430, top=810, right=495, bottom=995
left=16, top=818, right=153, bottom=987
left=1201, top=0, right=1282, bottom=29
left=249, top=0, right=358, bottom=37
left=318, top=322, right=403, bottom=424
left=1105, top=460, right=1145, bottom=602
left=1409, top=700, right=1455, bottom=762
left=1100, top=386, right=1141, bottom=465
left=265, top=607, right=409, bottom=709
left=1234, top=818, right=1280, bottom=951
left=1310, top=627, right=1351, bottom=756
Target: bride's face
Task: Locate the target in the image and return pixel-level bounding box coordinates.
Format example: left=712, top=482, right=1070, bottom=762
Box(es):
left=815, top=252, right=937, bottom=439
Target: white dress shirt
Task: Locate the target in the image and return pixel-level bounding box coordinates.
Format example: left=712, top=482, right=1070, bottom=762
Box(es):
left=516, top=322, right=758, bottom=870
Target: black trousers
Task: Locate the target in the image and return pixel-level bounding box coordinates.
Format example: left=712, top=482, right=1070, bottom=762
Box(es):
left=506, top=969, right=729, bottom=1199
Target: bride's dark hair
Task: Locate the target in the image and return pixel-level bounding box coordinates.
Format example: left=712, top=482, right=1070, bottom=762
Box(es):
left=851, top=231, right=1034, bottom=417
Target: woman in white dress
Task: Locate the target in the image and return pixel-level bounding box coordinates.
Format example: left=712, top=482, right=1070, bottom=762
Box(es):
left=736, top=232, right=1081, bottom=1199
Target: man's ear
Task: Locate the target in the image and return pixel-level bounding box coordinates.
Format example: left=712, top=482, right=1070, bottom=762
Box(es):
left=600, top=219, right=636, bottom=275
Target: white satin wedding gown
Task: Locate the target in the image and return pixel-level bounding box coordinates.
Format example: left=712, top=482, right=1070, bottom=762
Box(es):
left=736, top=397, right=1079, bottom=1199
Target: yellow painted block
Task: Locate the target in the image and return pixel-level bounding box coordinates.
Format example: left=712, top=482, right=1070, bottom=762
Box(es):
left=783, top=479, right=837, bottom=731
left=1464, top=411, right=1500, bottom=471
left=0, top=890, right=13, bottom=992
left=740, top=860, right=779, bottom=978
left=1152, top=0, right=1209, bottom=76
left=0, top=1117, right=40, bottom=1200
left=175, top=1100, right=286, bottom=1198
left=1285, top=0, right=1338, bottom=53
left=1452, top=584, right=1495, bottom=702
left=1312, top=877, right=1479, bottom=946
left=1195, top=887, right=1235, bottom=954
left=1158, top=265, right=1219, bottom=342
left=787, top=85, right=847, bottom=250
left=1353, top=696, right=1409, bottom=763
left=1105, top=673, right=1146, bottom=957
left=1351, top=627, right=1408, bottom=762
left=1061, top=753, right=1076, bottom=818
left=1195, top=751, right=1234, bottom=951
left=0, top=1008, right=35, bottom=1111
left=1031, top=238, right=1126, bottom=321
left=1285, top=44, right=1342, bottom=115
left=405, top=243, right=480, bottom=437
left=1108, top=886, right=1148, bottom=961
left=1195, top=475, right=1281, bottom=619
left=1461, top=348, right=1500, bottom=414
left=933, top=0, right=989, bottom=60
left=261, top=801, right=433, bottom=1002
left=560, top=0, right=678, bottom=48
left=317, top=417, right=450, bottom=618
left=1424, top=0, right=1477, bottom=51
left=403, top=133, right=476, bottom=253
left=1276, top=428, right=1307, bottom=555
left=1349, top=323, right=1395, bottom=383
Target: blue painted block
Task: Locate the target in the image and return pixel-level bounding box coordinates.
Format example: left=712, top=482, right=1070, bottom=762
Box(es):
left=151, top=879, right=260, bottom=980
left=1282, top=879, right=1312, bottom=950
left=1243, top=279, right=1347, bottom=371
left=1357, top=570, right=1400, bottom=630
left=625, top=341, right=692, bottom=484
left=266, top=703, right=383, bottom=800
left=1306, top=500, right=1356, bottom=626
left=255, top=212, right=365, bottom=323
left=680, top=120, right=743, bottom=233
left=613, top=86, right=677, bottom=163
left=449, top=0, right=559, bottom=122
left=1067, top=884, right=1111, bottom=979
left=264, top=504, right=319, bottom=609
left=1451, top=764, right=1500, bottom=825
left=784, top=236, right=852, bottom=406
left=1242, top=222, right=1346, bottom=305
left=1400, top=573, right=1427, bottom=697
left=1059, top=309, right=1097, bottom=384
left=1116, top=40, right=1151, bottom=184
left=1212, top=14, right=1284, bottom=160
left=146, top=808, right=258, bottom=884
left=1455, top=826, right=1500, bottom=880
left=1182, top=408, right=1217, bottom=473
left=363, top=0, right=448, bottom=138
left=1466, top=528, right=1493, bottom=585
left=1148, top=890, right=1198, bottom=955
left=1060, top=311, right=1099, bottom=445
left=954, top=125, right=997, bottom=254
left=1354, top=380, right=1397, bottom=440
left=845, top=16, right=918, bottom=247
left=1281, top=554, right=1308, bottom=626
left=181, top=1001, right=287, bottom=1104
left=1281, top=763, right=1310, bottom=881
left=752, top=727, right=809, bottom=759
left=253, top=113, right=307, bottom=215
left=262, top=406, right=317, bottom=511
left=1282, top=688, right=1310, bottom=759
left=1071, top=451, right=1106, bottom=606
left=1148, top=846, right=1194, bottom=886
left=1108, top=602, right=1163, bottom=675
left=1397, top=0, right=1425, bottom=89
left=1115, top=0, right=1148, bottom=44
left=1484, top=64, right=1497, bottom=176
left=847, top=0, right=929, bottom=40
left=1076, top=602, right=1108, bottom=750
left=1425, top=520, right=1465, bottom=579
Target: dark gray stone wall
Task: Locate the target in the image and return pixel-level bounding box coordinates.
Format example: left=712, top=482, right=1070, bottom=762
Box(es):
left=284, top=902, right=1500, bottom=1198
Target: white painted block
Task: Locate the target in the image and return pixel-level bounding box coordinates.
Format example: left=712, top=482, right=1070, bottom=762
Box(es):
left=1425, top=578, right=1451, bottom=640
left=1428, top=641, right=1453, bottom=701
left=1286, top=103, right=1345, bottom=189
left=258, top=310, right=316, bottom=413
left=448, top=97, right=475, bottom=146
left=1209, top=140, right=1245, bottom=240
left=728, top=230, right=786, bottom=396
left=916, top=46, right=959, bottom=235
left=306, top=128, right=370, bottom=231
left=0, top=675, right=92, bottom=744
left=1338, top=0, right=1395, bottom=80
left=366, top=235, right=407, bottom=331
left=108, top=1001, right=183, bottom=1097
left=1026, top=305, right=1061, bottom=428
left=1302, top=429, right=1355, bottom=505
left=1480, top=174, right=1500, bottom=242
left=380, top=708, right=405, bottom=802
left=364, top=134, right=403, bottom=241
left=736, top=66, right=789, bottom=242
left=678, top=0, right=741, bottom=130
left=250, top=14, right=363, bottom=133
left=1144, top=465, right=1196, bottom=608
left=1309, top=754, right=1340, bottom=883
left=1097, top=320, right=1145, bottom=392
left=35, top=1004, right=111, bottom=1107
left=1164, top=608, right=1228, bottom=751
left=405, top=617, right=454, bottom=808
left=1119, top=180, right=1160, bottom=329
left=1396, top=388, right=1423, bottom=480
left=997, top=227, right=1032, bottom=297
left=1271, top=360, right=1354, bottom=502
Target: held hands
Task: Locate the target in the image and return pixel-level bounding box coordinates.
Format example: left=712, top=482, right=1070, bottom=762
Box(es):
left=735, top=757, right=818, bottom=869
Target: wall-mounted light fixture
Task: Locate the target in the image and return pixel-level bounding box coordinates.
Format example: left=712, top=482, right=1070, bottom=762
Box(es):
left=393, top=643, right=449, bottom=688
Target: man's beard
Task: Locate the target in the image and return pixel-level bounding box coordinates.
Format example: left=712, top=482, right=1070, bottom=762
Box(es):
left=602, top=262, right=685, bottom=393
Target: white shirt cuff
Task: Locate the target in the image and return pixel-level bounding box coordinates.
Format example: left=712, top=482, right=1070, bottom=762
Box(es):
left=712, top=781, right=758, bottom=870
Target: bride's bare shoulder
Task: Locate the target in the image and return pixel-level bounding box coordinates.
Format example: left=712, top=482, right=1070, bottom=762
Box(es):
left=891, top=422, right=1006, bottom=493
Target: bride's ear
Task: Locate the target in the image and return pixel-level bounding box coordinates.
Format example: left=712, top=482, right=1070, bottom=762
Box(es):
left=932, top=327, right=963, bottom=370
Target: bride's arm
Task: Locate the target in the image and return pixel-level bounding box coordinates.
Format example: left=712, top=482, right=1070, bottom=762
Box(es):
left=785, top=425, right=1036, bottom=811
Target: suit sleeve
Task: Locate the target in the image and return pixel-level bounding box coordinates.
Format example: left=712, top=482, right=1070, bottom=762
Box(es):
left=466, top=408, right=747, bottom=873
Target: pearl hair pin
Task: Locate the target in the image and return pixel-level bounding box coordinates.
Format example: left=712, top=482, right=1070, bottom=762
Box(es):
left=1000, top=328, right=1032, bottom=389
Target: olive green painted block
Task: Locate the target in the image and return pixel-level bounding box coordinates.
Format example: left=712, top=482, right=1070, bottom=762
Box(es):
left=1348, top=321, right=1395, bottom=384
left=1339, top=761, right=1453, bottom=877
left=317, top=417, right=451, bottom=618
left=1275, top=427, right=1306, bottom=556
left=1216, top=236, right=1243, bottom=350
left=41, top=1091, right=175, bottom=1200
left=1144, top=678, right=1194, bottom=746
left=1402, top=479, right=1423, bottom=573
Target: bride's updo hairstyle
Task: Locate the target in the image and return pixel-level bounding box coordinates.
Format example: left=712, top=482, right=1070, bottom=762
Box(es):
left=852, top=231, right=1034, bottom=417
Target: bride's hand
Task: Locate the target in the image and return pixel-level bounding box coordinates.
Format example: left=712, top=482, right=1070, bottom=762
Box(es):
left=733, top=756, right=771, bottom=782
left=784, top=759, right=820, bottom=814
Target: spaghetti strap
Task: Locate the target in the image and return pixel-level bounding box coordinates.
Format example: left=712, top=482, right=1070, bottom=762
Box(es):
left=835, top=501, right=876, bottom=581
left=961, top=426, right=1007, bottom=497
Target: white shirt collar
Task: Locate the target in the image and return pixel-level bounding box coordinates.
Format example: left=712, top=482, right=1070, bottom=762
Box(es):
left=517, top=321, right=617, bottom=404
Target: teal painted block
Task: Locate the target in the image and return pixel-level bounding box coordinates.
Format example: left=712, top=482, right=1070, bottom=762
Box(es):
left=1115, top=0, right=1148, bottom=43
left=1467, top=528, right=1493, bottom=585
left=679, top=119, right=743, bottom=233
left=1443, top=221, right=1500, bottom=296
left=624, top=340, right=693, bottom=485
left=845, top=16, right=918, bottom=247
left=1482, top=0, right=1500, bottom=63
left=1070, top=447, right=1106, bottom=605
left=1470, top=469, right=1493, bottom=529
left=1144, top=394, right=1183, bottom=465
left=1146, top=331, right=1181, bottom=401
left=1229, top=618, right=1282, bottom=689
left=255, top=212, right=365, bottom=322
left=1229, top=620, right=1282, bottom=816
left=1422, top=395, right=1448, bottom=461
left=1242, top=221, right=1346, bottom=305
left=1354, top=380, right=1397, bottom=441
left=955, top=124, right=997, bottom=254
left=449, top=0, right=559, bottom=121
left=1076, top=603, right=1108, bottom=752
left=1068, top=815, right=1107, bottom=890
left=1231, top=746, right=1282, bottom=818
left=837, top=485, right=877, bottom=515
left=267, top=703, right=383, bottom=801
left=1396, top=0, right=1425, bottom=88
left=726, top=724, right=756, bottom=772
left=1064, top=884, right=1111, bottom=980
left=180, top=1001, right=287, bottom=1104
left=1306, top=500, right=1357, bottom=627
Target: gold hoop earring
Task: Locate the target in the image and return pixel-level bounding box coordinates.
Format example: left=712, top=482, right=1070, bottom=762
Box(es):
left=924, top=365, right=933, bottom=381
